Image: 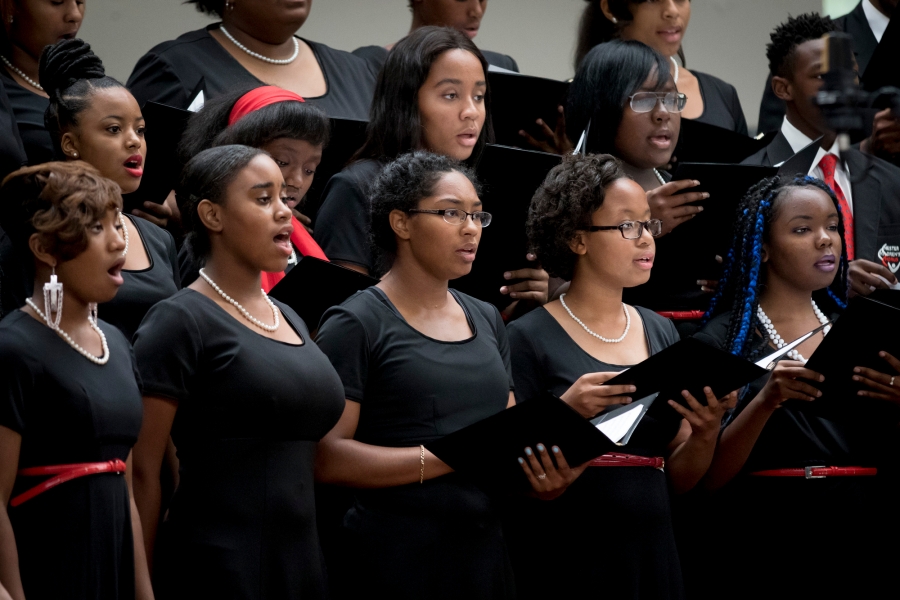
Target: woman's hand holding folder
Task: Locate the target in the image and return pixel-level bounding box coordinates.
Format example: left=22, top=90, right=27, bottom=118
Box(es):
left=518, top=443, right=588, bottom=501
left=854, top=351, right=900, bottom=403
left=560, top=372, right=637, bottom=418
left=646, top=179, right=708, bottom=236
left=757, top=361, right=825, bottom=408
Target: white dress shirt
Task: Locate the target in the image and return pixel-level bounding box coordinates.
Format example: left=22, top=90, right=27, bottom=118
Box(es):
left=863, top=0, right=890, bottom=43
left=780, top=117, right=854, bottom=213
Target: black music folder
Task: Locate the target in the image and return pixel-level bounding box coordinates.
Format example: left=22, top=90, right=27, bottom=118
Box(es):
left=487, top=70, right=570, bottom=150
left=426, top=392, right=619, bottom=490
left=603, top=329, right=822, bottom=420
left=122, top=102, right=193, bottom=209
left=775, top=137, right=822, bottom=177
left=649, top=162, right=777, bottom=293
left=804, top=296, right=900, bottom=412
left=452, top=144, right=561, bottom=308
left=674, top=119, right=775, bottom=165
left=269, top=256, right=377, bottom=329
left=304, top=117, right=368, bottom=221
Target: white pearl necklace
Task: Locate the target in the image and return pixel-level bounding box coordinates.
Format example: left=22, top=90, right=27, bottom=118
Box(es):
left=670, top=56, right=679, bottom=84
left=757, top=300, right=831, bottom=364
left=1, top=55, right=43, bottom=91
left=119, top=211, right=129, bottom=258
left=560, top=293, right=631, bottom=343
left=652, top=168, right=666, bottom=186
left=25, top=298, right=110, bottom=365
left=220, top=26, right=299, bottom=65
left=199, top=268, right=280, bottom=332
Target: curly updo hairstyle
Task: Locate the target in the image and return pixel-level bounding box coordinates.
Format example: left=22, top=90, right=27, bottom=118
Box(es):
left=526, top=153, right=629, bottom=281
left=185, top=0, right=225, bottom=17
left=0, top=161, right=123, bottom=262
left=368, top=151, right=480, bottom=277
left=39, top=38, right=127, bottom=158
left=178, top=85, right=330, bottom=163
left=176, top=144, right=267, bottom=262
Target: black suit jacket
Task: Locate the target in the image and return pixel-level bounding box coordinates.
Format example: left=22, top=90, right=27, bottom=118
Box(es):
left=756, top=1, right=879, bottom=135
left=743, top=130, right=900, bottom=266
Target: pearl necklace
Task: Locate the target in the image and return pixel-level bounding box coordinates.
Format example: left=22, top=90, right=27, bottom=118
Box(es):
left=219, top=26, right=299, bottom=65
left=670, top=56, right=679, bottom=84
left=652, top=168, right=666, bottom=186
left=0, top=55, right=43, bottom=91
left=757, top=300, right=831, bottom=364
left=25, top=298, right=110, bottom=365
left=560, top=293, right=631, bottom=343
left=199, top=268, right=280, bottom=332
left=119, top=211, right=129, bottom=258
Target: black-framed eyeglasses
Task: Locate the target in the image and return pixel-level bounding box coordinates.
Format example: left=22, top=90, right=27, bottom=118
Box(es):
left=587, top=219, right=662, bottom=239
left=407, top=208, right=492, bottom=227
left=628, top=91, right=687, bottom=113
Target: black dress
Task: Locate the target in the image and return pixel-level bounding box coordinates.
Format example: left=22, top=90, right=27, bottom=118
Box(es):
left=312, top=159, right=382, bottom=273
left=689, top=311, right=892, bottom=599
left=0, top=68, right=54, bottom=165
left=127, top=24, right=376, bottom=120
left=0, top=310, right=143, bottom=600
left=315, top=287, right=515, bottom=600
left=352, top=44, right=519, bottom=74
left=689, top=71, right=748, bottom=135
left=99, top=215, right=180, bottom=340
left=132, top=289, right=345, bottom=600
left=505, top=306, right=685, bottom=600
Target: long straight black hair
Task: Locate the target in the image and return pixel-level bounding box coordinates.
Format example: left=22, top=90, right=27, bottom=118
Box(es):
left=565, top=39, right=671, bottom=157
left=353, top=25, right=494, bottom=166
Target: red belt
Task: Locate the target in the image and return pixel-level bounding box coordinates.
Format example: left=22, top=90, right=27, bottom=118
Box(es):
left=656, top=310, right=705, bottom=321
left=751, top=466, right=877, bottom=479
left=589, top=453, right=665, bottom=470
left=10, top=459, right=127, bottom=507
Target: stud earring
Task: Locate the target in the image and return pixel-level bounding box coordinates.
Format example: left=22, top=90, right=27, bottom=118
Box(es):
left=72, top=151, right=78, bottom=158
left=43, top=265, right=63, bottom=330
left=611, top=16, right=618, bottom=24
left=225, top=1, right=235, bottom=9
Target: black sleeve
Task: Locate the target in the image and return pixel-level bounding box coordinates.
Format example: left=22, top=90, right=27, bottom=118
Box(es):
left=177, top=243, right=200, bottom=288
left=127, top=51, right=190, bottom=110
left=0, top=341, right=34, bottom=434
left=315, top=304, right=370, bottom=402
left=313, top=170, right=374, bottom=271
left=507, top=321, right=544, bottom=404
left=729, top=85, right=749, bottom=136
left=491, top=305, right=515, bottom=391
left=163, top=228, right=182, bottom=290
left=132, top=300, right=201, bottom=402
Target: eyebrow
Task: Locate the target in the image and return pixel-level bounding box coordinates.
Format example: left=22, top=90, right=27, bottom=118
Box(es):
left=251, top=182, right=275, bottom=190
left=434, top=78, right=487, bottom=87
left=435, top=196, right=483, bottom=207
left=788, top=213, right=839, bottom=221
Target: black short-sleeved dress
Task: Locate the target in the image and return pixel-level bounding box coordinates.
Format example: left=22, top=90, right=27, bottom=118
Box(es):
left=688, top=311, right=893, bottom=599
left=315, top=287, right=515, bottom=600
left=689, top=72, right=749, bottom=135
left=352, top=44, right=519, bottom=74
left=312, top=159, right=382, bottom=273
left=505, top=305, right=685, bottom=600
left=132, top=288, right=344, bottom=600
left=0, top=311, right=143, bottom=600
left=127, top=24, right=376, bottom=120
left=0, top=69, right=54, bottom=165
left=99, top=215, right=180, bottom=340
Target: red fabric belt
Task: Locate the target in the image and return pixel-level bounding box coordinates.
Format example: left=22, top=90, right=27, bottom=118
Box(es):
left=750, top=466, right=877, bottom=479
left=656, top=310, right=705, bottom=321
left=10, top=459, right=127, bottom=507
left=589, top=453, right=665, bottom=470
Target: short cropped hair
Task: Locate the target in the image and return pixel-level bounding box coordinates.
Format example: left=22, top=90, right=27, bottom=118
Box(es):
left=176, top=144, right=267, bottom=261
left=766, top=13, right=835, bottom=78
left=527, top=153, right=629, bottom=280
left=368, top=151, right=479, bottom=276
left=0, top=161, right=123, bottom=262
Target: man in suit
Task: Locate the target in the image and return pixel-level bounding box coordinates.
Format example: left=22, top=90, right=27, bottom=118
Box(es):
left=744, top=12, right=900, bottom=296
left=756, top=0, right=898, bottom=155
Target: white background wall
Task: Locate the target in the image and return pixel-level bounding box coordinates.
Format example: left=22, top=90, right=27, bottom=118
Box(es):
left=80, top=0, right=840, bottom=134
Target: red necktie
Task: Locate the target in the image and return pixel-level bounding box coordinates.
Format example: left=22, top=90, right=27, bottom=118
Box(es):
left=818, top=153, right=854, bottom=260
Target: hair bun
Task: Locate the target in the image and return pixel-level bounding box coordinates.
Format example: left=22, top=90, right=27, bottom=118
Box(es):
left=39, top=38, right=106, bottom=97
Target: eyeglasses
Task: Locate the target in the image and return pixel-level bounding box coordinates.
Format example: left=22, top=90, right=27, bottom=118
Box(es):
left=628, top=91, right=687, bottom=114
left=587, top=219, right=663, bottom=239
left=407, top=208, right=492, bottom=227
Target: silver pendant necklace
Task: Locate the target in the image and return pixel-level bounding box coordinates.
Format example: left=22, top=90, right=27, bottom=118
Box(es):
left=560, top=293, right=631, bottom=343
left=220, top=26, right=299, bottom=65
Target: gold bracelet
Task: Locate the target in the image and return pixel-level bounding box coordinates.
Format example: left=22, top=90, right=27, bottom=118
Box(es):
left=419, top=445, right=425, bottom=484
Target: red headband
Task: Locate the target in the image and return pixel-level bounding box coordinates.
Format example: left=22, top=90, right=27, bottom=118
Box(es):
left=228, top=86, right=305, bottom=126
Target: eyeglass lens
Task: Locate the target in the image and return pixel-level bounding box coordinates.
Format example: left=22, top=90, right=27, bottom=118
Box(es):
left=630, top=92, right=686, bottom=113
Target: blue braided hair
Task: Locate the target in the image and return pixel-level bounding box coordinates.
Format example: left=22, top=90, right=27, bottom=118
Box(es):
left=704, top=174, right=850, bottom=358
